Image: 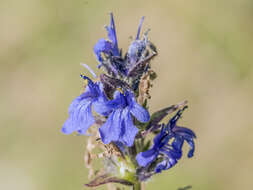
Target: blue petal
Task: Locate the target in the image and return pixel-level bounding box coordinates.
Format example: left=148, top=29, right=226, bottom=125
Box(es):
left=136, top=148, right=158, bottom=167
left=92, top=83, right=112, bottom=116
left=62, top=118, right=75, bottom=134
left=130, top=102, right=150, bottom=123
left=120, top=109, right=138, bottom=147
left=136, top=16, right=144, bottom=40
left=93, top=38, right=114, bottom=66
left=173, top=126, right=196, bottom=139
left=172, top=137, right=184, bottom=152
left=127, top=40, right=146, bottom=64
left=113, top=90, right=125, bottom=100
left=73, top=101, right=94, bottom=134
left=75, top=102, right=95, bottom=135
left=93, top=100, right=112, bottom=116
left=155, top=158, right=177, bottom=173
left=126, top=91, right=150, bottom=123
left=62, top=77, right=101, bottom=135
left=167, top=157, right=177, bottom=168
left=99, top=109, right=122, bottom=144
left=67, top=89, right=94, bottom=115
left=106, top=91, right=126, bottom=110
left=186, top=138, right=195, bottom=158
left=154, top=127, right=173, bottom=150
left=80, top=75, right=103, bottom=100
left=62, top=100, right=95, bottom=135
left=105, top=13, right=119, bottom=56
left=155, top=160, right=167, bottom=173
left=160, top=147, right=182, bottom=160
left=67, top=96, right=83, bottom=115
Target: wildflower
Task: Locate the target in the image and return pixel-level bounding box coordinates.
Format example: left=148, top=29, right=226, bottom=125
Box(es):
left=136, top=107, right=196, bottom=173
left=99, top=90, right=150, bottom=147
left=62, top=13, right=196, bottom=189
left=62, top=75, right=109, bottom=135
left=93, top=13, right=120, bottom=68
left=127, top=16, right=146, bottom=65
left=94, top=13, right=156, bottom=80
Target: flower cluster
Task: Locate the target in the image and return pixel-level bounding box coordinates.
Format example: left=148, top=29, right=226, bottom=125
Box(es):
left=62, top=13, right=196, bottom=189
left=136, top=106, right=196, bottom=174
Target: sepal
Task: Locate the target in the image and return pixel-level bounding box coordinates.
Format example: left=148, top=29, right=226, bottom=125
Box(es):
left=85, top=174, right=133, bottom=187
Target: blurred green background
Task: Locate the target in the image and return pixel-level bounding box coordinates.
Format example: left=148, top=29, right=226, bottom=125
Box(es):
left=1, top=0, right=253, bottom=189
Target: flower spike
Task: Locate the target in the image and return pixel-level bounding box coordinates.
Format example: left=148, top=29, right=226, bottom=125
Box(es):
left=62, top=13, right=196, bottom=188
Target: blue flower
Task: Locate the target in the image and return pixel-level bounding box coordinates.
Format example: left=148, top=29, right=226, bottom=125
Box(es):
left=62, top=75, right=109, bottom=135
left=136, top=107, right=196, bottom=173
left=136, top=16, right=145, bottom=40
left=99, top=90, right=150, bottom=147
left=127, top=16, right=147, bottom=65
left=136, top=126, right=170, bottom=167
left=93, top=14, right=152, bottom=77
left=94, top=13, right=120, bottom=68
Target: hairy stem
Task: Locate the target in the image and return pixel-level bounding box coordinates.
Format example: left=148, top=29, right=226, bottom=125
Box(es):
left=132, top=181, right=141, bottom=190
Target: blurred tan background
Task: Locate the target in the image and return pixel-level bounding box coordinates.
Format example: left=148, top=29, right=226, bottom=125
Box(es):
left=1, top=0, right=253, bottom=189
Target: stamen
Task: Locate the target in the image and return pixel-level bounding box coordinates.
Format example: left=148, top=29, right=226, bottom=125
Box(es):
left=80, top=74, right=93, bottom=86
left=80, top=63, right=97, bottom=78
left=116, top=88, right=124, bottom=94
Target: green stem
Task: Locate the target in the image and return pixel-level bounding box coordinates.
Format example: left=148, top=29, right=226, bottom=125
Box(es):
left=132, top=181, right=141, bottom=190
